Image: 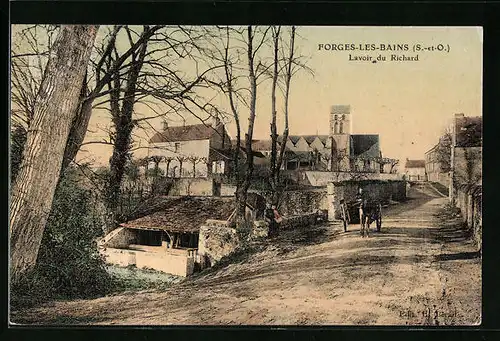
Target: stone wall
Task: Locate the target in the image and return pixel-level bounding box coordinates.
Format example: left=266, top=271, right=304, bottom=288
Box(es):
left=250, top=210, right=327, bottom=240
left=453, top=147, right=482, bottom=185
left=170, top=178, right=213, bottom=196
left=103, top=227, right=136, bottom=249
left=326, top=180, right=406, bottom=220
left=254, top=189, right=328, bottom=217
left=428, top=172, right=450, bottom=188
left=100, top=247, right=195, bottom=277
left=221, top=184, right=237, bottom=196
left=305, top=171, right=403, bottom=187
left=280, top=211, right=328, bottom=230
left=456, top=184, right=482, bottom=251
left=197, top=220, right=240, bottom=269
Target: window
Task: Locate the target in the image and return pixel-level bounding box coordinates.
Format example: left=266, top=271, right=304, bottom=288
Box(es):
left=174, top=142, right=180, bottom=153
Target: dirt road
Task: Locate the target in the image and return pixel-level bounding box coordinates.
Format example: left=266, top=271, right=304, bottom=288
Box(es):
left=11, top=184, right=481, bottom=326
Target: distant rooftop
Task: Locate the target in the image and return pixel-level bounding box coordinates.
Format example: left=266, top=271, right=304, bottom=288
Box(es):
left=405, top=159, right=426, bottom=168
left=149, top=123, right=225, bottom=143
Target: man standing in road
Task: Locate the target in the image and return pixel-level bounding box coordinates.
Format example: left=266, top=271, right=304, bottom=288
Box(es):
left=265, top=203, right=277, bottom=238
left=356, top=187, right=369, bottom=237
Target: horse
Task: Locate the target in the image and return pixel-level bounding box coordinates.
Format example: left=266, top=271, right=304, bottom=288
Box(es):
left=359, top=199, right=382, bottom=237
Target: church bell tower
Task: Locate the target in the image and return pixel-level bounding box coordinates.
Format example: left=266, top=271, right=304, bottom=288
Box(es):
left=328, top=105, right=351, bottom=172
left=329, top=105, right=351, bottom=135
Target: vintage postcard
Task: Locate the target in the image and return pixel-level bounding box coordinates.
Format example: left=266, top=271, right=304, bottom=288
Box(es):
left=9, top=25, right=482, bottom=326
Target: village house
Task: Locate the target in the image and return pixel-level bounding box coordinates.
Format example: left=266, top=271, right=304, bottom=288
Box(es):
left=146, top=117, right=234, bottom=196
left=148, top=116, right=232, bottom=179
left=404, top=159, right=427, bottom=181
left=425, top=136, right=451, bottom=188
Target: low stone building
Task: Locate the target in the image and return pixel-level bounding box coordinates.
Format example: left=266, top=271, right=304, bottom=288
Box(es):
left=100, top=197, right=236, bottom=276
left=99, top=195, right=265, bottom=276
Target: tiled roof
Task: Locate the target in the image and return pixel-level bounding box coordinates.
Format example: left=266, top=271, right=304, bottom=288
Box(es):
left=252, top=139, right=273, bottom=151
left=121, top=197, right=236, bottom=233
left=210, top=148, right=234, bottom=159
left=331, top=105, right=350, bottom=115
left=350, top=134, right=380, bottom=158
left=317, top=135, right=330, bottom=145
left=288, top=135, right=301, bottom=145
left=149, top=124, right=223, bottom=143
left=274, top=135, right=330, bottom=146
left=405, top=159, right=426, bottom=168
left=303, top=135, right=317, bottom=144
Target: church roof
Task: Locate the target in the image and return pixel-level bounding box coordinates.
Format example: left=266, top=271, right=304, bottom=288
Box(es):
left=350, top=134, right=380, bottom=158
left=331, top=105, right=350, bottom=115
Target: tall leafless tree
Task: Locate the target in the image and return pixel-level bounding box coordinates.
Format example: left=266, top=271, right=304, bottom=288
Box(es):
left=10, top=25, right=99, bottom=281
left=202, top=26, right=273, bottom=223
left=269, top=26, right=302, bottom=205
left=77, top=26, right=224, bottom=231
left=102, top=26, right=151, bottom=231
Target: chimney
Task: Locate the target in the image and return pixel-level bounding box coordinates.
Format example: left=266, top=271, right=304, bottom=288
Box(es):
left=162, top=121, right=169, bottom=131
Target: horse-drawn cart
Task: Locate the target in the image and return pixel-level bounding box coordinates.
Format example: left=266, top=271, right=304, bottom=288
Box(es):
left=339, top=198, right=382, bottom=235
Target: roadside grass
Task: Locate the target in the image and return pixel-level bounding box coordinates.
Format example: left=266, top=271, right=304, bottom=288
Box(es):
left=430, top=182, right=449, bottom=197
left=107, top=265, right=184, bottom=293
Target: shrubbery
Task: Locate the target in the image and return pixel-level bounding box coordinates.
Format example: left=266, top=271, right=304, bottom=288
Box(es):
left=11, top=168, right=114, bottom=307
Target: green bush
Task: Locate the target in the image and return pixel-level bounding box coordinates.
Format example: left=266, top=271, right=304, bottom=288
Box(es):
left=11, top=168, right=114, bottom=306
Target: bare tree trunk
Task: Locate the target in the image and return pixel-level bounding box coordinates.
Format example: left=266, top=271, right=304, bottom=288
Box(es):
left=222, top=27, right=243, bottom=220
left=61, top=25, right=121, bottom=173
left=60, top=25, right=162, bottom=174
left=9, top=25, right=99, bottom=281
left=273, top=26, right=295, bottom=205
left=61, top=88, right=93, bottom=172
left=106, top=36, right=148, bottom=232
left=166, top=159, right=171, bottom=177
left=269, top=26, right=280, bottom=204
left=236, top=26, right=258, bottom=220
left=179, top=159, right=184, bottom=177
